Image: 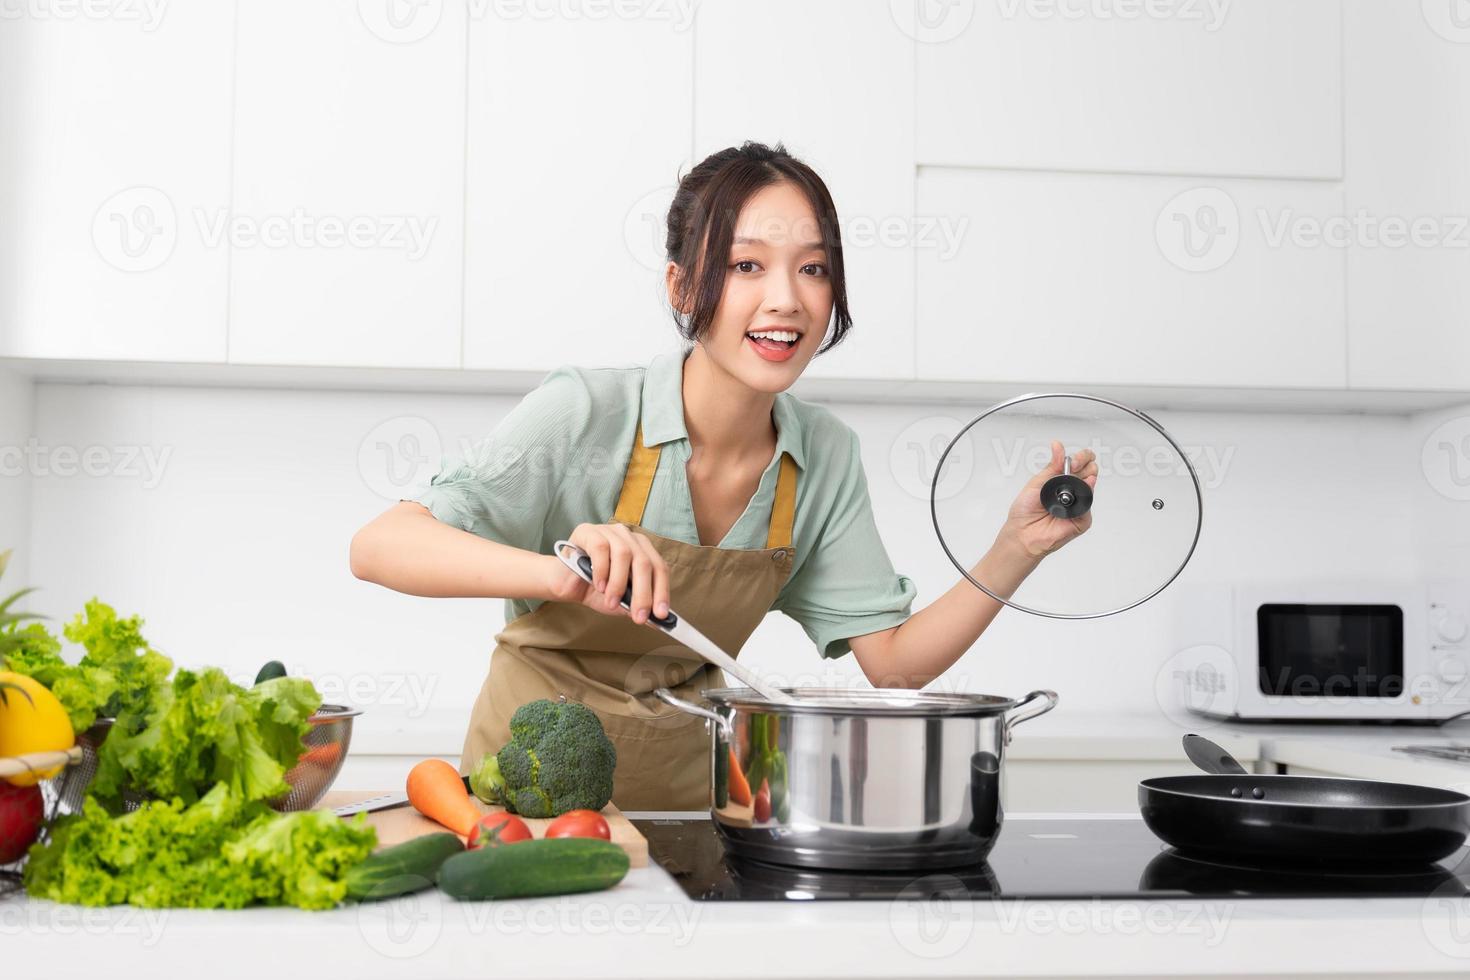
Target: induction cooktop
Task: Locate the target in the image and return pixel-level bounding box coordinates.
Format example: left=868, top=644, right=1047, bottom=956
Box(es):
left=631, top=815, right=1470, bottom=902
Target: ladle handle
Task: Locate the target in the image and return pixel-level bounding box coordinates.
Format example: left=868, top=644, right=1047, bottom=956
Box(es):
left=1182, top=733, right=1249, bottom=775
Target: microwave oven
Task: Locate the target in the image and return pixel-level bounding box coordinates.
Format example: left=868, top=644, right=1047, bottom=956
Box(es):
left=1168, top=583, right=1470, bottom=722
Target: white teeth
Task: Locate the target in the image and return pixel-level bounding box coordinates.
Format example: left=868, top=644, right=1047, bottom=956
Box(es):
left=747, top=330, right=798, bottom=343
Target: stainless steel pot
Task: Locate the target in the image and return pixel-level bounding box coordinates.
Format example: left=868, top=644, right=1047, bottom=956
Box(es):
left=655, top=685, right=1058, bottom=870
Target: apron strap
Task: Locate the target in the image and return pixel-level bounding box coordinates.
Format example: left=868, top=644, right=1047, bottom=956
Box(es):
left=765, top=452, right=797, bottom=550
left=612, top=422, right=660, bottom=526
left=611, top=421, right=799, bottom=549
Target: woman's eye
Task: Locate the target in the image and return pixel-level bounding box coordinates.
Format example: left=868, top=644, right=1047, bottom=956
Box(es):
left=802, top=262, right=829, bottom=276
left=733, top=260, right=758, bottom=273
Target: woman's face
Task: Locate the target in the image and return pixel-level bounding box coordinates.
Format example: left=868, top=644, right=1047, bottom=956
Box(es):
left=670, top=180, right=834, bottom=393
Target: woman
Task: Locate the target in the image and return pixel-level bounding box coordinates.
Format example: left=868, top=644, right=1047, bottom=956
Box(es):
left=350, top=141, right=1097, bottom=811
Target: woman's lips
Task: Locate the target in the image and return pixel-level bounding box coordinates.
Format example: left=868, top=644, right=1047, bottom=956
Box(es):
left=746, top=334, right=799, bottom=362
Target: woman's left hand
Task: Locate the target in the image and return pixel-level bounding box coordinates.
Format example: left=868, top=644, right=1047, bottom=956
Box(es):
left=995, top=441, right=1099, bottom=560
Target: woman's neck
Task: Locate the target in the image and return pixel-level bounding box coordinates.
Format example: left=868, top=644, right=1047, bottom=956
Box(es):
left=681, top=344, right=778, bottom=466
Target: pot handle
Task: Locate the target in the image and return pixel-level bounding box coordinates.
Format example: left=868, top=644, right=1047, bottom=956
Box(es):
left=654, top=687, right=732, bottom=740
left=1003, top=689, right=1058, bottom=745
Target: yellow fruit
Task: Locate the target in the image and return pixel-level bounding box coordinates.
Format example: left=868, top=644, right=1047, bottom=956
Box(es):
left=0, top=672, right=76, bottom=786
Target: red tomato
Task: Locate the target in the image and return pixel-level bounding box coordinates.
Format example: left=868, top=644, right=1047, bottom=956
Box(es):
left=0, top=781, right=44, bottom=865
left=468, top=811, right=532, bottom=849
left=545, top=809, right=611, bottom=841
left=753, top=778, right=772, bottom=823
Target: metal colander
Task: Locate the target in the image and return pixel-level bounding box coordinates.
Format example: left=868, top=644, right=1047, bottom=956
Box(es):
left=53, top=704, right=360, bottom=817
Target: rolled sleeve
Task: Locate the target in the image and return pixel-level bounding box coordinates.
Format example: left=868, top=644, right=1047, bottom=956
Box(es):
left=411, top=366, right=591, bottom=551
left=775, top=429, right=917, bottom=660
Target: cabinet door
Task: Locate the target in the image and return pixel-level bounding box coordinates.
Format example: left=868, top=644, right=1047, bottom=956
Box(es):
left=916, top=0, right=1341, bottom=180
left=915, top=169, right=1347, bottom=387
left=227, top=0, right=465, bottom=368
left=693, top=0, right=916, bottom=381
left=461, top=9, right=694, bottom=372
left=1344, top=1, right=1470, bottom=390
left=0, top=8, right=233, bottom=361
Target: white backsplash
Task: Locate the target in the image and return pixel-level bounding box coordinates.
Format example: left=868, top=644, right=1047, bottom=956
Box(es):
left=6, top=378, right=1468, bottom=741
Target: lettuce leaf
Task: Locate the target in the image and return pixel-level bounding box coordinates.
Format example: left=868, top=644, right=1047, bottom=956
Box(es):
left=23, top=784, right=376, bottom=909
left=92, top=668, right=322, bottom=810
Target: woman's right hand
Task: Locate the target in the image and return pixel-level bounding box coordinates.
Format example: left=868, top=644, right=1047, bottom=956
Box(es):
left=542, top=523, right=671, bottom=626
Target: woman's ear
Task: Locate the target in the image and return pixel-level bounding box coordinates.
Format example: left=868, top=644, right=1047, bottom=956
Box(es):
left=665, top=260, right=691, bottom=315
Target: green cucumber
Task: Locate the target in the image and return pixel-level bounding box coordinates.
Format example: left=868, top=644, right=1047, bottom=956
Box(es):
left=437, top=838, right=629, bottom=901
left=346, top=832, right=465, bottom=901
left=253, top=660, right=288, bottom=685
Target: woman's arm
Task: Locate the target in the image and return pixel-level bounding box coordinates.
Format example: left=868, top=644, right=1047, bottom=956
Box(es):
left=350, top=501, right=556, bottom=600
left=849, top=441, right=1098, bottom=689
left=849, top=538, right=1039, bottom=688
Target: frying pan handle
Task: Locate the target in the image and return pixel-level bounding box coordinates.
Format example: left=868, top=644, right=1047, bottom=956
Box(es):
left=1003, top=689, right=1059, bottom=746
left=654, top=687, right=733, bottom=740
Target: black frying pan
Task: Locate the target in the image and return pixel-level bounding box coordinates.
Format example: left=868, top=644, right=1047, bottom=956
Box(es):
left=1138, top=735, right=1470, bottom=865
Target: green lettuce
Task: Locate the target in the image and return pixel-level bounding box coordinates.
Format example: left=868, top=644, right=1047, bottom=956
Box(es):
left=23, top=784, right=376, bottom=909
left=91, top=669, right=323, bottom=811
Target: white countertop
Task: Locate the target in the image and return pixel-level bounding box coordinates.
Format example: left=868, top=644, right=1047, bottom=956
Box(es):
left=7, top=812, right=1470, bottom=979
left=12, top=713, right=1470, bottom=977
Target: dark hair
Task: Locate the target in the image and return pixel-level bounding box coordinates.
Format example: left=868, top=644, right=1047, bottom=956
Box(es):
left=664, top=141, right=851, bottom=356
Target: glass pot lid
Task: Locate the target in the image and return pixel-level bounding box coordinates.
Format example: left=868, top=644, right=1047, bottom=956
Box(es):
left=930, top=393, right=1203, bottom=619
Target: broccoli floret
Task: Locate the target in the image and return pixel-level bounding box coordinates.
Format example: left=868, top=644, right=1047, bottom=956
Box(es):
left=469, top=699, right=616, bottom=818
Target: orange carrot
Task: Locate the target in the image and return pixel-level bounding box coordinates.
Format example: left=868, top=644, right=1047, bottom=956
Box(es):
left=406, top=759, right=481, bottom=836
left=727, top=747, right=752, bottom=806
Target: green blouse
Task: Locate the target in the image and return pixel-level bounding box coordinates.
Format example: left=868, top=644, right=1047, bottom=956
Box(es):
left=413, top=348, right=917, bottom=659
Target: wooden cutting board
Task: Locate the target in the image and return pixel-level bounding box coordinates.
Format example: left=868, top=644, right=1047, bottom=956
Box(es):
left=321, top=790, right=648, bottom=868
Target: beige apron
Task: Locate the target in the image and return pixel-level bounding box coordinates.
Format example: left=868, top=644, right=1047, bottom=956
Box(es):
left=460, top=421, right=798, bottom=811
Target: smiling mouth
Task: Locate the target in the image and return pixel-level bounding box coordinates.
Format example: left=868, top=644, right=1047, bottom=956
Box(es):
left=745, top=332, right=800, bottom=352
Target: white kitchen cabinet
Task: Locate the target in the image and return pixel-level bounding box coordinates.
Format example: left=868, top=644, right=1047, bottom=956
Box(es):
left=916, top=0, right=1341, bottom=180
left=693, top=0, right=916, bottom=381
left=227, top=0, right=466, bottom=368
left=0, top=7, right=234, bottom=362
left=461, top=9, right=694, bottom=372
left=915, top=168, right=1348, bottom=387
left=1343, top=1, right=1470, bottom=391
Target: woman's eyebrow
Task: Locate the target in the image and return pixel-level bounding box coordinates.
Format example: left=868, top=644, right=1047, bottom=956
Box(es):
left=733, top=235, right=826, bottom=249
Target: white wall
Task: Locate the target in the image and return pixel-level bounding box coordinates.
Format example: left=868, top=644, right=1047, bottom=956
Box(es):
left=0, top=366, right=33, bottom=586
left=23, top=380, right=1437, bottom=750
